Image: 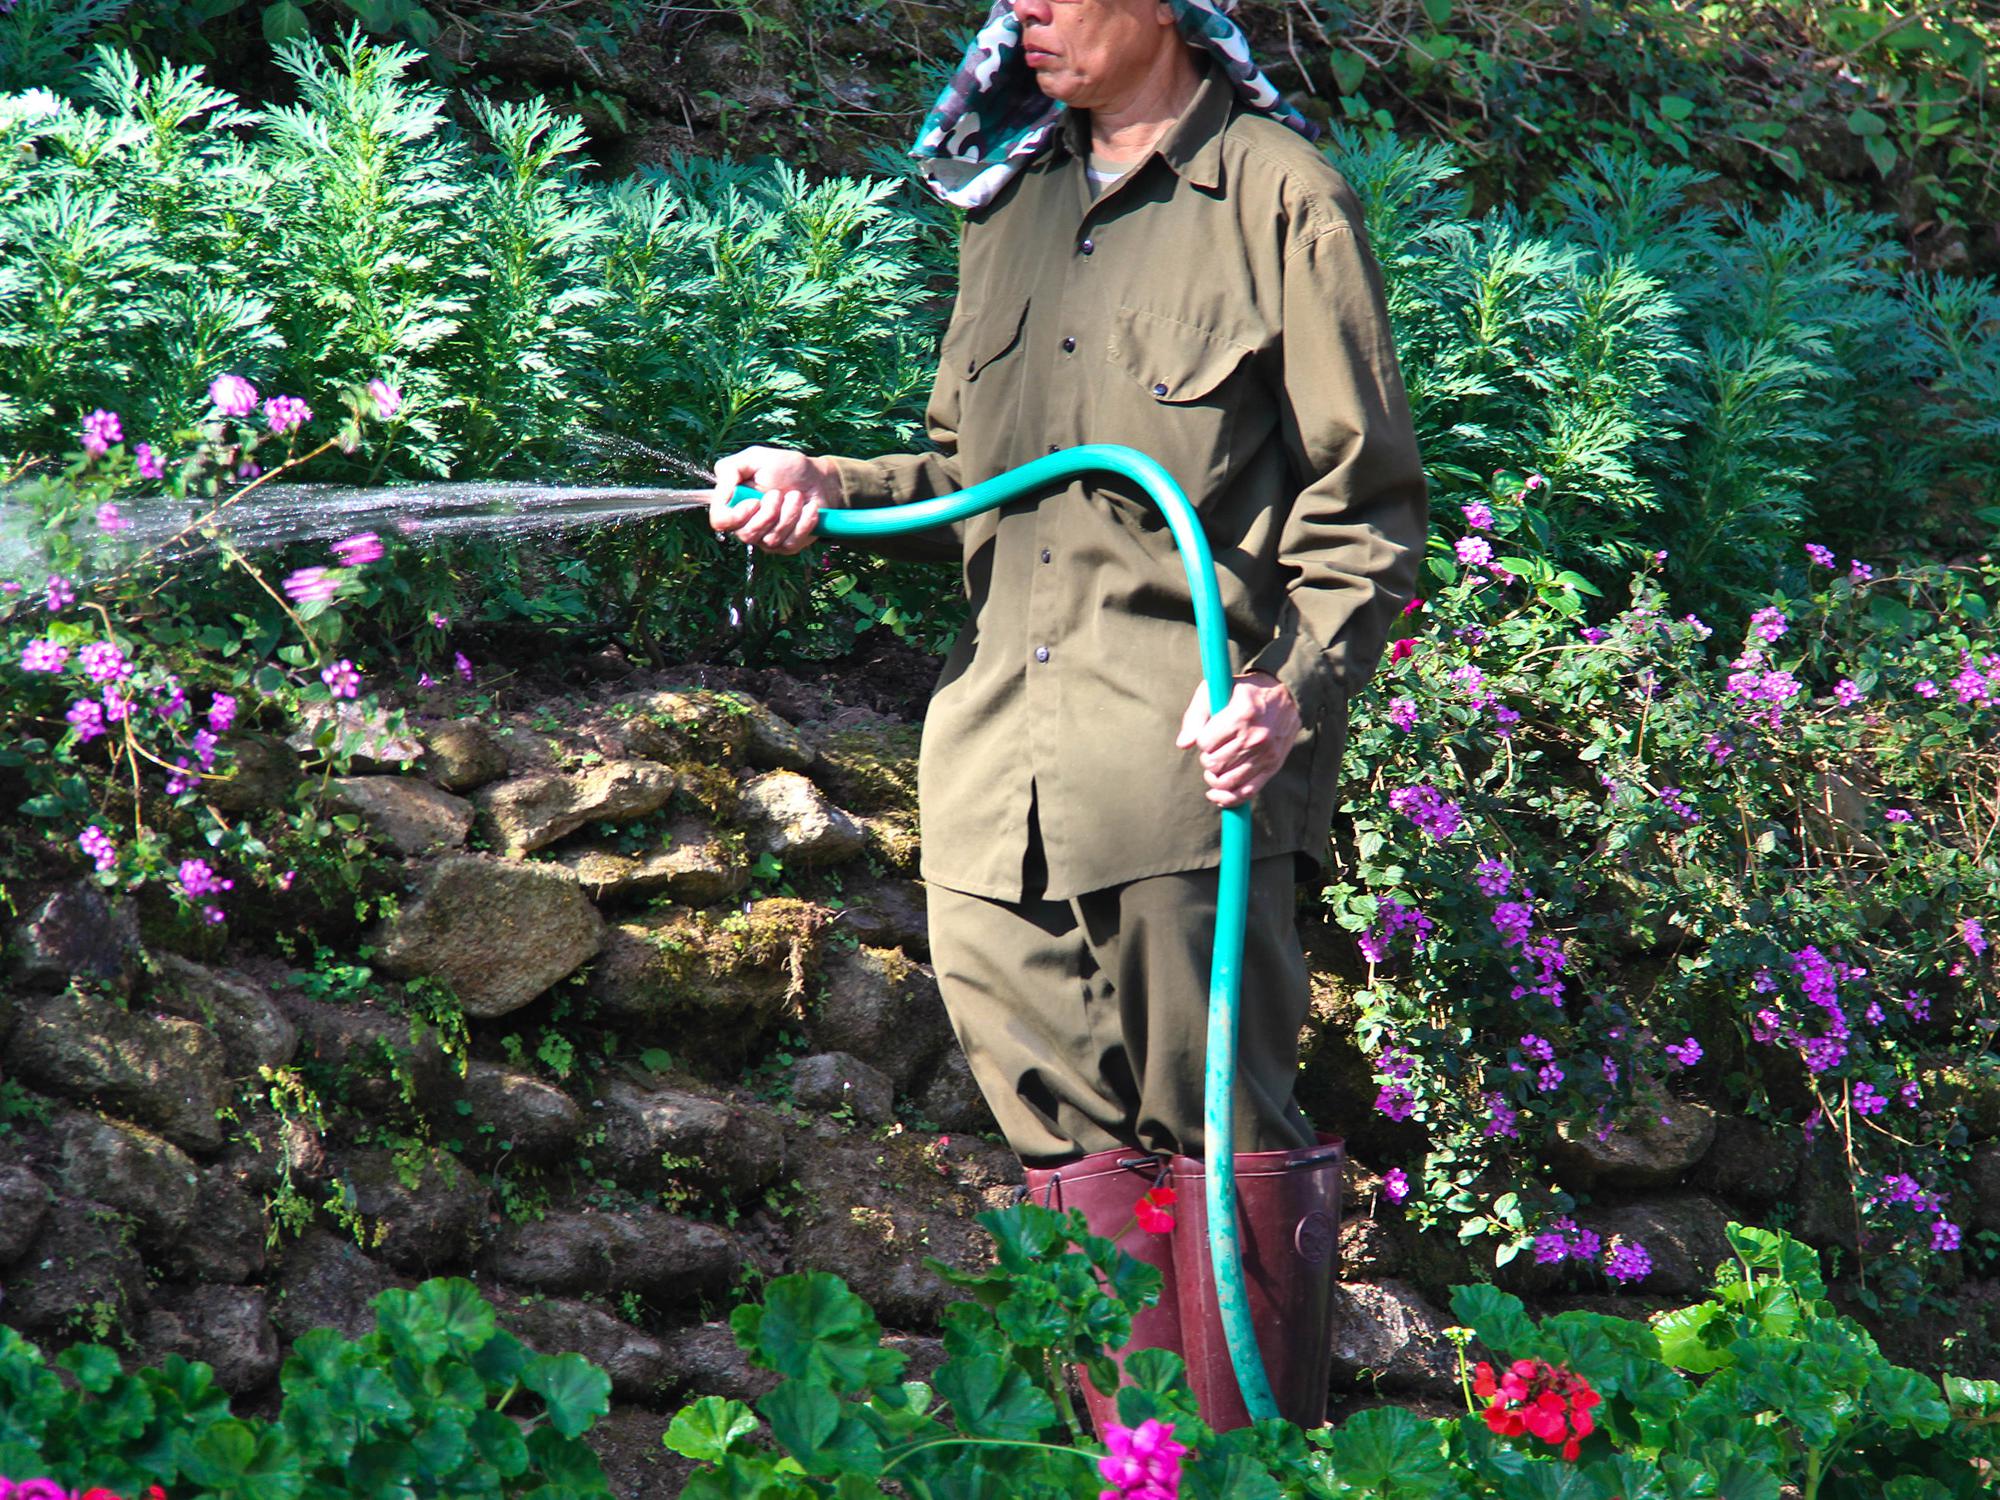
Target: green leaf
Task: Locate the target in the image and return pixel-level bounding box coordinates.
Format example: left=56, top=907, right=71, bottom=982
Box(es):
left=262, top=0, right=310, bottom=44
left=664, top=1396, right=761, bottom=1463
left=1331, top=51, right=1367, bottom=93
left=1864, top=134, right=1898, bottom=177
left=732, top=1272, right=903, bottom=1394
left=1846, top=106, right=1889, bottom=136
left=177, top=1418, right=307, bottom=1500
left=1658, top=94, right=1696, bottom=121
left=1316, top=1405, right=1451, bottom=1491
left=58, top=1343, right=125, bottom=1393
left=757, top=1383, right=884, bottom=1478
left=1420, top=0, right=1452, bottom=24
left=523, top=1351, right=612, bottom=1438
left=1450, top=1284, right=1536, bottom=1358
left=1945, top=1373, right=2000, bottom=1418
left=468, top=1408, right=531, bottom=1478
left=1866, top=1364, right=1949, bottom=1435
left=1653, top=1303, right=1735, bottom=1373
left=932, top=1351, right=1057, bottom=1440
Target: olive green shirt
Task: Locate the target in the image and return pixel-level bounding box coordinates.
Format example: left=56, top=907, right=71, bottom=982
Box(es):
left=823, top=62, right=1427, bottom=903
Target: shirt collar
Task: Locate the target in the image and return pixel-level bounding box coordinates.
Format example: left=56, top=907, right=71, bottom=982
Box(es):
left=1057, top=59, right=1233, bottom=192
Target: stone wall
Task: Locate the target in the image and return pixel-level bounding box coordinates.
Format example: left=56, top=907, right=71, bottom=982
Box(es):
left=2, top=665, right=1995, bottom=1492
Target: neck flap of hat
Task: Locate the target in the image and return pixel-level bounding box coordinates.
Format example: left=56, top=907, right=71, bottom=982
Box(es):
left=911, top=0, right=1318, bottom=211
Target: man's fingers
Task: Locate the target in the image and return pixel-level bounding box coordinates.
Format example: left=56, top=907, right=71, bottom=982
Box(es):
left=1175, top=685, right=1209, bottom=749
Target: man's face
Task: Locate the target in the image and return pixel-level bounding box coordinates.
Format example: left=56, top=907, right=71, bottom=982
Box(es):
left=1009, top=0, right=1178, bottom=108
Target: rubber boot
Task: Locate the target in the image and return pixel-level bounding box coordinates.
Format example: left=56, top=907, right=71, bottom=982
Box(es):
left=1167, top=1134, right=1344, bottom=1432
left=1021, top=1147, right=1183, bottom=1439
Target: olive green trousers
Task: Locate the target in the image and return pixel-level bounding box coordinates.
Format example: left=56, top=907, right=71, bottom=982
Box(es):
left=925, top=821, right=1316, bottom=1167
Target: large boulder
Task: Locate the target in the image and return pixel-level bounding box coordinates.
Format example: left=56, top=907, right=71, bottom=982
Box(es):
left=277, top=991, right=451, bottom=1118
left=164, top=1167, right=269, bottom=1284
left=602, top=689, right=751, bottom=766
left=833, top=877, right=930, bottom=957
left=498, top=1292, right=673, bottom=1404
left=474, top=761, right=677, bottom=856
left=268, top=1226, right=400, bottom=1343
left=1328, top=1280, right=1459, bottom=1394
left=913, top=1049, right=995, bottom=1135
left=791, top=1052, right=895, bottom=1125
left=726, top=693, right=817, bottom=772
left=551, top=816, right=750, bottom=907
left=56, top=1111, right=200, bottom=1251
left=5, top=991, right=230, bottom=1153
left=147, top=954, right=299, bottom=1077
left=735, top=771, right=866, bottom=866
left=140, top=1285, right=281, bottom=1395
left=0, top=1163, right=54, bottom=1266
left=1549, top=1091, right=1716, bottom=1190
left=1, top=1196, right=149, bottom=1338
left=1694, top=1113, right=1802, bottom=1203
left=338, top=1145, right=488, bottom=1274
left=810, top=720, right=920, bottom=816
left=482, top=1208, right=739, bottom=1303
left=441, top=1062, right=582, bottom=1166
left=421, top=718, right=510, bottom=792
left=656, top=1322, right=780, bottom=1406
left=808, top=947, right=953, bottom=1090
left=595, top=1079, right=786, bottom=1198
left=329, top=776, right=474, bottom=856
left=374, top=856, right=603, bottom=1018
left=1580, top=1193, right=1734, bottom=1298
left=10, top=883, right=142, bottom=994
left=587, top=900, right=824, bottom=1061
left=209, top=732, right=301, bottom=813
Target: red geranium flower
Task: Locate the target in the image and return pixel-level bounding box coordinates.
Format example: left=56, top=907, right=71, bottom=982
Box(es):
left=1389, top=638, right=1417, bottom=664
left=1134, top=1184, right=1177, bottom=1235
left=1472, top=1357, right=1601, bottom=1461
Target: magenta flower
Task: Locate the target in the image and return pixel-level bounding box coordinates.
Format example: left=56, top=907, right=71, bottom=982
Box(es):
left=454, top=650, right=474, bottom=683
left=45, top=575, right=74, bottom=612
left=81, top=407, right=123, bottom=456
left=1455, top=535, right=1494, bottom=568
left=1851, top=559, right=1873, bottom=581
left=1962, top=918, right=1987, bottom=957
left=1749, top=606, right=1788, bottom=642
left=1934, top=1219, right=1963, bottom=1253
left=368, top=378, right=403, bottom=419
left=1665, top=1037, right=1702, bottom=1068
left=1388, top=783, right=1463, bottom=841
left=236, top=460, right=261, bottom=480
left=101, top=686, right=130, bottom=722
left=1658, top=786, right=1700, bottom=823
left=264, top=394, right=313, bottom=435
left=1604, top=1241, right=1651, bottom=1283
left=1915, top=678, right=1939, bottom=698
left=332, top=531, right=384, bottom=566
left=95, top=502, right=132, bottom=533
left=1474, top=859, right=1514, bottom=897
left=430, top=612, right=449, bottom=630
left=1374, top=1083, right=1417, bottom=1121
left=66, top=698, right=106, bottom=741
left=176, top=858, right=233, bottom=898
left=283, top=567, right=338, bottom=605
left=1099, top=1419, right=1187, bottom=1500
left=21, top=639, right=68, bottom=672
left=1491, top=901, right=1533, bottom=947
left=207, top=691, right=237, bottom=732
left=1483, top=1092, right=1521, bottom=1139
left=78, top=824, right=117, bottom=872
left=1834, top=678, right=1863, bottom=707
left=1884, top=807, right=1911, bottom=824
left=1805, top=542, right=1835, bottom=568
left=135, top=441, right=165, bottom=480
left=321, top=658, right=362, bottom=699
left=79, top=641, right=131, bottom=684
left=1382, top=1168, right=1410, bottom=1203
left=1852, top=1082, right=1886, bottom=1116
left=1704, top=733, right=1734, bottom=764
left=1386, top=696, right=1418, bottom=731
left=1461, top=501, right=1494, bottom=531
left=209, top=373, right=259, bottom=417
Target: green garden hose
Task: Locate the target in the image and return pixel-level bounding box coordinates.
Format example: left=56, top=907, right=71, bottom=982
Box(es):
left=735, top=441, right=1281, bottom=1423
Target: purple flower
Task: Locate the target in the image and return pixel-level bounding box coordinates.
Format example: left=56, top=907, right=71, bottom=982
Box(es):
left=79, top=641, right=131, bottom=683
left=430, top=612, right=449, bottom=630
left=192, top=728, right=219, bottom=768
left=209, top=373, right=259, bottom=417
left=101, top=686, right=130, bottom=722
left=95, top=502, right=132, bottom=533
left=1604, top=1242, right=1651, bottom=1283
left=45, top=575, right=74, bottom=612
left=368, top=378, right=403, bottom=419
left=1483, top=1092, right=1520, bottom=1139
left=1665, top=1037, right=1702, bottom=1068
left=1704, top=733, right=1734, bottom=764
left=1884, top=808, right=1912, bottom=824
left=1834, top=678, right=1863, bottom=707
left=1099, top=1419, right=1187, bottom=1500
left=165, top=758, right=200, bottom=796
left=1580, top=626, right=1607, bottom=643
left=1658, top=786, right=1700, bottom=823
left=1680, top=613, right=1712, bottom=639
left=1851, top=560, right=1873, bottom=582
left=1852, top=1082, right=1886, bottom=1116
left=1536, top=1062, right=1564, bottom=1092
left=283, top=567, right=338, bottom=605
left=1357, top=898, right=1433, bottom=965
left=81, top=407, right=123, bottom=456
left=208, top=692, right=237, bottom=732
left=332, top=531, right=383, bottom=567
left=264, top=394, right=313, bottom=434
left=1461, top=501, right=1494, bottom=531
left=1750, top=606, right=1788, bottom=642
left=236, top=460, right=262, bottom=479
left=78, top=824, right=117, bottom=871
left=66, top=698, right=106, bottom=741
left=1386, top=696, right=1418, bottom=732
left=1805, top=542, right=1835, bottom=568
left=1490, top=900, right=1534, bottom=948
left=1900, top=1080, right=1922, bottom=1108
left=1915, top=678, right=1939, bottom=698
left=1455, top=535, right=1493, bottom=568
left=1474, top=859, right=1514, bottom=898
left=1520, top=1034, right=1555, bottom=1063
left=455, top=651, right=474, bottom=683
left=176, top=858, right=233, bottom=898
left=135, top=441, right=164, bottom=480
left=1934, top=1218, right=1962, bottom=1253
left=20, top=639, right=68, bottom=672
left=1963, top=918, right=1988, bottom=957
left=321, top=658, right=361, bottom=699
left=1534, top=1229, right=1570, bottom=1265
left=1388, top=783, right=1463, bottom=841
left=1374, top=1083, right=1417, bottom=1122
left=1382, top=1168, right=1409, bottom=1203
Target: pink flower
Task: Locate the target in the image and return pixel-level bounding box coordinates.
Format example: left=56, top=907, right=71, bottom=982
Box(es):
left=1386, top=696, right=1418, bottom=731
left=176, top=858, right=233, bottom=898
left=1461, top=501, right=1494, bottom=531
left=368, top=378, right=402, bottom=419
left=1805, top=542, right=1834, bottom=568
left=1915, top=679, right=1939, bottom=698
left=81, top=407, right=123, bottom=456
left=1099, top=1420, right=1187, bottom=1500
left=135, top=442, right=164, bottom=480
left=95, top=502, right=132, bottom=532
left=66, top=698, right=106, bottom=741
left=264, top=394, right=313, bottom=435
left=78, top=824, right=117, bottom=871
left=1389, top=638, right=1416, bottom=665
left=20, top=639, right=68, bottom=672
left=455, top=651, right=474, bottom=682
left=1749, top=606, right=1788, bottom=642
left=321, top=658, right=362, bottom=699
left=1455, top=535, right=1494, bottom=568
left=208, top=692, right=237, bottom=732
left=1382, top=1167, right=1410, bottom=1203
left=1851, top=560, right=1873, bottom=582
left=283, top=567, right=339, bottom=605
left=332, top=531, right=383, bottom=566
left=1834, top=678, right=1863, bottom=707
left=45, top=575, right=74, bottom=612
left=209, top=373, right=259, bottom=417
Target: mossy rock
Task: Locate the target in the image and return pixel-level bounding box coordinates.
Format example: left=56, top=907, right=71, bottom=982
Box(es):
left=860, top=812, right=921, bottom=872
left=587, top=898, right=826, bottom=1064
left=606, top=689, right=752, bottom=767
left=813, top=723, right=921, bottom=816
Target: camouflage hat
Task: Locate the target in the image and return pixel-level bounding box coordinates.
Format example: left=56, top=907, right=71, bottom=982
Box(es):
left=912, top=0, right=1318, bottom=210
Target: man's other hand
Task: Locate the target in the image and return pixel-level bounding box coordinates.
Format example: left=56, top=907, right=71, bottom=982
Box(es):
left=709, top=447, right=835, bottom=554
left=1175, top=672, right=1302, bottom=807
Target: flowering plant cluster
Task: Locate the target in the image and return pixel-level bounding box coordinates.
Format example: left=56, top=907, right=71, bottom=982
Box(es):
left=1471, top=1358, right=1601, bottom=1460
left=0, top=1483, right=165, bottom=1500
left=1333, top=468, right=2000, bottom=1292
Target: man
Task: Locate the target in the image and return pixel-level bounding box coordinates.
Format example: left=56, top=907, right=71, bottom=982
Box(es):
left=710, top=0, right=1425, bottom=1433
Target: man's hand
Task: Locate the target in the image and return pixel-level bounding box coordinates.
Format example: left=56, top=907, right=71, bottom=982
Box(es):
left=1175, top=672, right=1302, bottom=808
left=709, top=446, right=836, bottom=555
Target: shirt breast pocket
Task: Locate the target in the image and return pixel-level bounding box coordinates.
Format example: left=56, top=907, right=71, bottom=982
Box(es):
left=944, top=301, right=1031, bottom=461
left=1099, top=306, right=1257, bottom=503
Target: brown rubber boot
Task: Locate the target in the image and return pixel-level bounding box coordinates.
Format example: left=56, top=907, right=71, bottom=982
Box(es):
left=1021, top=1146, right=1184, bottom=1438
left=1167, top=1134, right=1344, bottom=1432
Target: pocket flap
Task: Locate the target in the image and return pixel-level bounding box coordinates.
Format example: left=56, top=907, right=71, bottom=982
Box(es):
left=1107, top=307, right=1253, bottom=405
left=944, top=300, right=1031, bottom=382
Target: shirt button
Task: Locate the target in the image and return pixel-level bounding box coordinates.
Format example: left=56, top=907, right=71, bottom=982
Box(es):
left=1040, top=548, right=1052, bottom=564
left=1080, top=238, right=1095, bottom=255
left=1062, top=336, right=1076, bottom=353
left=1153, top=382, right=1169, bottom=397
left=1035, top=645, right=1050, bottom=663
